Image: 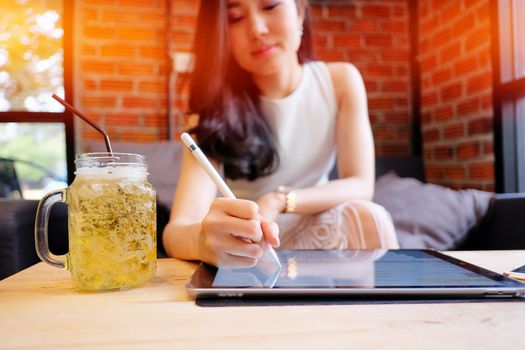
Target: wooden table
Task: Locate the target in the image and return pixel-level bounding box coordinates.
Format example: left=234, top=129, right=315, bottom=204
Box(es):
left=1, top=251, right=524, bottom=349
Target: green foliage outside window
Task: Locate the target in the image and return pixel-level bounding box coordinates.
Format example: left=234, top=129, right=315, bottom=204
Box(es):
left=0, top=0, right=64, bottom=112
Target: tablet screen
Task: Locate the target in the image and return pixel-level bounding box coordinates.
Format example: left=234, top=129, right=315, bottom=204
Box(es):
left=197, top=250, right=520, bottom=289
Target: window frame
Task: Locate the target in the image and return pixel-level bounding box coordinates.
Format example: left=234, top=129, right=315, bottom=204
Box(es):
left=492, top=0, right=525, bottom=193
left=0, top=0, right=75, bottom=184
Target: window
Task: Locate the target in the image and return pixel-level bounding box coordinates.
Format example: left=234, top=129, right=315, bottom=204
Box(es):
left=0, top=0, right=73, bottom=199
left=494, top=0, right=525, bottom=192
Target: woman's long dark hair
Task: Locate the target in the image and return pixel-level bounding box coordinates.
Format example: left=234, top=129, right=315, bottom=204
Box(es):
left=188, top=0, right=314, bottom=181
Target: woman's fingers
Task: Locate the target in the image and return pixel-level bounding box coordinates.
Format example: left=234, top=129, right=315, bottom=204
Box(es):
left=206, top=198, right=263, bottom=242
left=260, top=215, right=280, bottom=247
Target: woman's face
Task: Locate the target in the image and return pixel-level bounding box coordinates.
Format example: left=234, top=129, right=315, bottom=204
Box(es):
left=226, top=0, right=304, bottom=76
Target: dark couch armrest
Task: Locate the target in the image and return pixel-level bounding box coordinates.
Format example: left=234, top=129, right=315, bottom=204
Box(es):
left=459, top=193, right=525, bottom=250
left=0, top=199, right=68, bottom=280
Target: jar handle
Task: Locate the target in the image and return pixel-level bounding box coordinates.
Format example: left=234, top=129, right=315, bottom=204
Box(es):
left=35, top=189, right=67, bottom=269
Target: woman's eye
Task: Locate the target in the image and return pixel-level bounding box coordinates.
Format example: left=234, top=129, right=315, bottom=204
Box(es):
left=228, top=15, right=244, bottom=24
left=263, top=2, right=280, bottom=11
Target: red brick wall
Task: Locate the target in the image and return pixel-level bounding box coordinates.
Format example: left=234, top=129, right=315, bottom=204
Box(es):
left=75, top=0, right=169, bottom=145
left=74, top=0, right=495, bottom=189
left=311, top=0, right=412, bottom=156
left=418, top=0, right=493, bottom=190
left=75, top=0, right=412, bottom=157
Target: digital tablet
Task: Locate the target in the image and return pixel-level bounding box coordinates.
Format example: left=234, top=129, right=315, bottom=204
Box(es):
left=186, top=249, right=525, bottom=298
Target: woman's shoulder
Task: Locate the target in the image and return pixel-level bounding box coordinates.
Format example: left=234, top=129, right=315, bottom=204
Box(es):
left=323, top=62, right=365, bottom=101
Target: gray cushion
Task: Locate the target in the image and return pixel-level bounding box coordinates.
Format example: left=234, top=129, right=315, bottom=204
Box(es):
left=85, top=141, right=182, bottom=208
left=373, top=172, right=494, bottom=250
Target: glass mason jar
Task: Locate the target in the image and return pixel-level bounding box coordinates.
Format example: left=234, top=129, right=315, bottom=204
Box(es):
left=35, top=153, right=157, bottom=291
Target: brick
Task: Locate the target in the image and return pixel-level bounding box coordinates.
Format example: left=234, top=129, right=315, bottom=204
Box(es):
left=382, top=21, right=406, bottom=33
left=458, top=97, right=481, bottom=116
left=457, top=141, right=480, bottom=159
left=454, top=57, right=478, bottom=75
left=368, top=98, right=394, bottom=109
left=430, top=28, right=451, bottom=48
left=101, top=45, right=136, bottom=57
left=119, top=0, right=163, bottom=8
left=81, top=96, right=117, bottom=108
left=423, top=128, right=441, bottom=142
left=116, top=28, right=158, bottom=41
left=351, top=19, right=378, bottom=32
left=83, top=80, right=97, bottom=90
left=439, top=42, right=461, bottom=63
left=432, top=68, right=452, bottom=85
left=452, top=13, right=475, bottom=34
left=468, top=117, right=492, bottom=135
left=392, top=5, right=407, bottom=18
left=425, top=164, right=444, bottom=180
left=466, top=28, right=490, bottom=51
left=382, top=81, right=409, bottom=93
left=84, top=26, right=115, bottom=39
left=106, top=113, right=141, bottom=126
left=362, top=5, right=391, bottom=18
left=364, top=81, right=379, bottom=92
left=444, top=122, right=465, bottom=138
left=440, top=82, right=463, bottom=100
left=365, top=66, right=394, bottom=78
left=380, top=50, right=409, bottom=62
left=481, top=93, right=492, bottom=109
left=118, top=63, right=155, bottom=75
left=81, top=61, right=116, bottom=74
left=82, top=45, right=97, bottom=56
left=469, top=161, right=494, bottom=180
left=122, top=96, right=159, bottom=108
left=140, top=46, right=166, bottom=59
left=466, top=72, right=492, bottom=93
left=434, top=106, right=454, bottom=120
left=395, top=66, right=408, bottom=77
left=100, top=80, right=134, bottom=91
left=333, top=34, right=360, bottom=48
left=171, top=0, right=199, bottom=12
left=384, top=112, right=409, bottom=123
left=434, top=145, right=454, bottom=159
left=422, top=91, right=438, bottom=106
left=173, top=14, right=197, bottom=27
left=420, top=16, right=439, bottom=35
left=440, top=2, right=462, bottom=23
left=313, top=19, right=346, bottom=32
left=143, top=113, right=167, bottom=127
left=420, top=54, right=438, bottom=71
left=483, top=140, right=493, bottom=154
left=139, top=81, right=167, bottom=93
left=327, top=5, right=357, bottom=18
left=444, top=164, right=466, bottom=180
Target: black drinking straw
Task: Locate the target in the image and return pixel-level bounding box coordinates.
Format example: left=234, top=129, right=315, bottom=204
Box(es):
left=52, top=94, right=113, bottom=154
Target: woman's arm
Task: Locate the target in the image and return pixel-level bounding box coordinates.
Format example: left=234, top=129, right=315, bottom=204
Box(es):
left=256, top=63, right=374, bottom=219
left=163, top=146, right=279, bottom=267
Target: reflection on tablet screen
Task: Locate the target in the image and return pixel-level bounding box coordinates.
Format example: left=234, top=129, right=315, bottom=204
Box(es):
left=211, top=250, right=505, bottom=289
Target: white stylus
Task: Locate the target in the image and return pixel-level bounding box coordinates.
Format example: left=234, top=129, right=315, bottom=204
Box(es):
left=180, top=133, right=281, bottom=267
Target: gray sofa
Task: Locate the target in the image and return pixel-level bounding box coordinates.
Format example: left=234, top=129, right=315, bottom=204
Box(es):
left=1, top=156, right=525, bottom=280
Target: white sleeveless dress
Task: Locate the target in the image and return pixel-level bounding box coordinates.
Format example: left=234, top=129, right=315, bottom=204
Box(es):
left=229, top=61, right=399, bottom=249
left=228, top=61, right=337, bottom=201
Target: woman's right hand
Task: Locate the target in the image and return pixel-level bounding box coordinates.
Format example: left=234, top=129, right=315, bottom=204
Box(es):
left=198, top=198, right=273, bottom=268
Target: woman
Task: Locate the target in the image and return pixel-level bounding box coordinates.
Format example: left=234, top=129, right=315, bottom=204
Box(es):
left=163, top=0, right=398, bottom=268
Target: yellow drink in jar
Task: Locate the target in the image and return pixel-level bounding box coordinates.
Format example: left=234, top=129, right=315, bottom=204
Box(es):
left=67, top=160, right=156, bottom=291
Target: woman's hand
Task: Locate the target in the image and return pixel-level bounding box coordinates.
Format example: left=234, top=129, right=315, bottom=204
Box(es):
left=198, top=198, right=279, bottom=268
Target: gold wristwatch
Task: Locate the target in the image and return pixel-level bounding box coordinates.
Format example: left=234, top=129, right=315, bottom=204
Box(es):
left=276, top=186, right=297, bottom=213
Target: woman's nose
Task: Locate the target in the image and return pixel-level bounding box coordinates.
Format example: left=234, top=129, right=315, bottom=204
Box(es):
left=248, top=14, right=269, bottom=38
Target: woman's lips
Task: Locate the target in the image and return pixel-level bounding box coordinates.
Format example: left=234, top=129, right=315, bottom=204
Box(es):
left=251, top=45, right=276, bottom=58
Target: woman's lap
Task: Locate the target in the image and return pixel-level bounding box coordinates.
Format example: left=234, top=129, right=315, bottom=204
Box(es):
left=277, top=200, right=399, bottom=250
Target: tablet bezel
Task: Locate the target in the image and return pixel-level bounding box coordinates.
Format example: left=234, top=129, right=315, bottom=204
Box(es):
left=186, top=249, right=525, bottom=298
